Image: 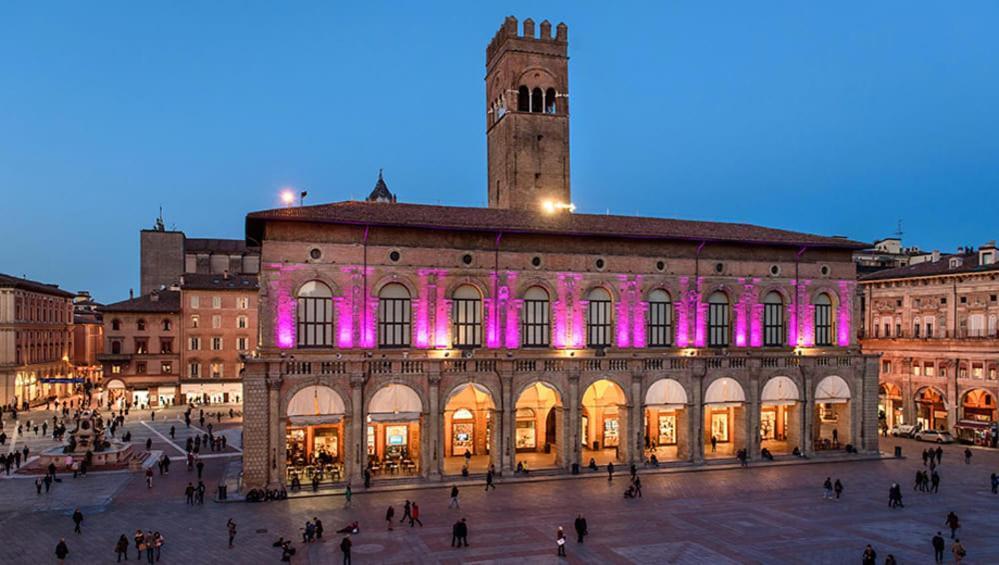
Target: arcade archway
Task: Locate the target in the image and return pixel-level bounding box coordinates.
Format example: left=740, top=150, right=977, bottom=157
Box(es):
left=814, top=376, right=851, bottom=450
left=644, top=378, right=688, bottom=462
left=367, top=384, right=422, bottom=477
left=443, top=383, right=496, bottom=475
left=514, top=381, right=563, bottom=470
left=703, top=377, right=746, bottom=458
left=285, top=385, right=346, bottom=484
left=760, top=376, right=800, bottom=454
left=581, top=379, right=627, bottom=464
left=915, top=387, right=947, bottom=431
left=879, top=383, right=903, bottom=430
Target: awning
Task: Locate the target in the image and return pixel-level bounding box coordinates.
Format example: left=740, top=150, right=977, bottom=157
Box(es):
left=955, top=420, right=993, bottom=430
left=288, top=414, right=343, bottom=426
left=368, top=411, right=421, bottom=423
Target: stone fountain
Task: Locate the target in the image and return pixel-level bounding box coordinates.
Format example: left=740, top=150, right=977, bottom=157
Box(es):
left=38, top=410, right=135, bottom=469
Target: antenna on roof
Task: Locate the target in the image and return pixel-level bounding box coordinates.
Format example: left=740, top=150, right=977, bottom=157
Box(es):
left=154, top=206, right=166, bottom=231
left=893, top=219, right=903, bottom=240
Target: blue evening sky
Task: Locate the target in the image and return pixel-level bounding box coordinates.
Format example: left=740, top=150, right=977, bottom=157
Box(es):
left=2, top=2, right=998, bottom=303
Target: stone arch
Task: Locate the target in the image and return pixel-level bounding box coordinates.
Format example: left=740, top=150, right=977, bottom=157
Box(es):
left=703, top=377, right=746, bottom=404
left=444, top=277, right=492, bottom=300
left=514, top=276, right=556, bottom=300
left=367, top=381, right=427, bottom=415
left=757, top=284, right=793, bottom=304
left=582, top=281, right=620, bottom=302
left=644, top=378, right=688, bottom=407
left=371, top=273, right=420, bottom=299
left=915, top=385, right=947, bottom=406
left=105, top=379, right=126, bottom=390
left=761, top=376, right=800, bottom=403
left=515, top=67, right=558, bottom=90
left=283, top=380, right=353, bottom=417
left=286, top=385, right=346, bottom=422
left=514, top=379, right=566, bottom=405
left=290, top=271, right=341, bottom=298
left=641, top=280, right=679, bottom=301
left=808, top=285, right=841, bottom=307
left=814, top=375, right=851, bottom=402
left=444, top=381, right=498, bottom=410
left=579, top=373, right=632, bottom=404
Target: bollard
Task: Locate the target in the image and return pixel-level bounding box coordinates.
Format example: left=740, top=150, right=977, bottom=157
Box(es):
left=894, top=446, right=902, bottom=458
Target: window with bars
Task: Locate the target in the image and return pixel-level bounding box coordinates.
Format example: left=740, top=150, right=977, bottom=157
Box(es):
left=763, top=292, right=784, bottom=346
left=378, top=283, right=411, bottom=347
left=707, top=291, right=730, bottom=347
left=521, top=287, right=550, bottom=347
left=452, top=285, right=482, bottom=348
left=297, top=281, right=333, bottom=347
left=646, top=289, right=672, bottom=347
left=586, top=287, right=612, bottom=348
left=814, top=293, right=833, bottom=346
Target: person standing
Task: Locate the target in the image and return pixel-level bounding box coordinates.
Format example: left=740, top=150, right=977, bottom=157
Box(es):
left=862, top=544, right=877, bottom=565
left=574, top=514, right=587, bottom=544
left=833, top=479, right=843, bottom=499
left=607, top=462, right=615, bottom=482
left=711, top=435, right=718, bottom=453
left=935, top=446, right=943, bottom=464
left=340, top=536, right=352, bottom=565
left=185, top=482, right=195, bottom=505
left=227, top=519, right=237, bottom=549
left=344, top=482, right=352, bottom=508
left=931, top=532, right=945, bottom=564
left=556, top=526, right=566, bottom=557
left=952, top=539, right=966, bottom=563
left=410, top=502, right=423, bottom=527
left=963, top=448, right=972, bottom=464
left=451, top=517, right=469, bottom=547
left=930, top=471, right=940, bottom=493
left=385, top=506, right=395, bottom=531
left=72, top=508, right=84, bottom=534
left=632, top=475, right=642, bottom=497
left=145, top=467, right=154, bottom=488
left=823, top=477, right=833, bottom=500
left=55, top=539, right=69, bottom=564
left=945, top=511, right=960, bottom=539
left=115, top=534, right=129, bottom=562
left=314, top=517, right=324, bottom=540
left=152, top=531, right=163, bottom=562
left=196, top=459, right=204, bottom=480
left=134, top=529, right=145, bottom=560
left=449, top=485, right=460, bottom=508
left=485, top=468, right=497, bottom=490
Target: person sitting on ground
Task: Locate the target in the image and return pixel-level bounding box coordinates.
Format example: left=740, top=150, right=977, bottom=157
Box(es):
left=792, top=446, right=803, bottom=458
left=588, top=458, right=598, bottom=471
left=649, top=454, right=660, bottom=467
left=461, top=465, right=469, bottom=477
left=336, top=521, right=360, bottom=534
left=623, top=484, right=636, bottom=498
left=760, top=448, right=774, bottom=461
left=516, top=461, right=524, bottom=474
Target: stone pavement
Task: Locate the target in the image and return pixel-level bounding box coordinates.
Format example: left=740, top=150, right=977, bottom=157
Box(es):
left=0, top=437, right=997, bottom=563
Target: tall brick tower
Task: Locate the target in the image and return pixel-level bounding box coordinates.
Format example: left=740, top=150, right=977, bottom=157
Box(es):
left=485, top=16, right=570, bottom=211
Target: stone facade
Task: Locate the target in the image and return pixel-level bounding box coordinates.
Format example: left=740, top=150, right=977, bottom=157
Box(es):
left=860, top=242, right=999, bottom=439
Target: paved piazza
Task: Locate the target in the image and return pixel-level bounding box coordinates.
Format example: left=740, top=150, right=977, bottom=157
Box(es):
left=1, top=409, right=997, bottom=564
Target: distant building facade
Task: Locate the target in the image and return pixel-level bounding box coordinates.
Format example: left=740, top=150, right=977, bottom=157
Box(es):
left=71, top=291, right=104, bottom=385
left=0, top=273, right=76, bottom=407
left=140, top=224, right=259, bottom=295
left=861, top=241, right=999, bottom=445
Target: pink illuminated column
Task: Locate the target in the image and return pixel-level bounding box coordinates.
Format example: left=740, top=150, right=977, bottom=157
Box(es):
left=273, top=280, right=296, bottom=349
left=555, top=273, right=584, bottom=348
left=631, top=278, right=647, bottom=349
left=798, top=280, right=814, bottom=346
left=675, top=277, right=690, bottom=347
left=335, top=296, right=353, bottom=348
left=434, top=277, right=449, bottom=348
left=837, top=280, right=852, bottom=346
left=693, top=277, right=706, bottom=347
left=414, top=270, right=432, bottom=348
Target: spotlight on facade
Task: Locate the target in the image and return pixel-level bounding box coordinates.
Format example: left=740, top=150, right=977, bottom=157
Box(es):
left=541, top=200, right=576, bottom=214
left=280, top=189, right=296, bottom=206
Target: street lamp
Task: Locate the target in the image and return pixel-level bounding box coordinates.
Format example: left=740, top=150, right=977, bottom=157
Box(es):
left=280, top=189, right=296, bottom=207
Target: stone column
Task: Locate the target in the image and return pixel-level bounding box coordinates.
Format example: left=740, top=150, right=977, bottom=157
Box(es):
left=801, top=367, right=814, bottom=456
left=428, top=372, right=441, bottom=480
left=267, top=373, right=283, bottom=488
left=239, top=359, right=271, bottom=490
left=489, top=408, right=502, bottom=471
left=567, top=369, right=580, bottom=470
left=349, top=374, right=365, bottom=485
left=630, top=371, right=643, bottom=465
left=747, top=372, right=760, bottom=460
left=501, top=368, right=514, bottom=474
left=946, top=359, right=959, bottom=430
left=690, top=366, right=704, bottom=463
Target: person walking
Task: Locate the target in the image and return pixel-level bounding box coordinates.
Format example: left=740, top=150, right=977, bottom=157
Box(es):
left=485, top=468, right=497, bottom=490
left=145, top=467, right=154, bottom=488
left=935, top=446, right=943, bottom=464
left=449, top=485, right=460, bottom=508
left=410, top=502, right=423, bottom=527
left=633, top=475, right=642, bottom=497
left=833, top=479, right=843, bottom=499
left=134, top=530, right=145, bottom=560
left=55, top=539, right=69, bottom=564
left=315, top=517, right=324, bottom=540
left=823, top=477, right=833, bottom=500
left=340, top=536, right=352, bottom=565
left=385, top=506, right=395, bottom=531
left=862, top=544, right=877, bottom=565
left=144, top=530, right=155, bottom=564
left=991, top=472, right=998, bottom=494
left=185, top=482, right=195, bottom=505
left=951, top=539, right=966, bottom=563
left=945, top=511, right=960, bottom=539
left=931, top=532, right=945, bottom=564
left=930, top=470, right=940, bottom=493
left=607, top=462, right=615, bottom=482
left=196, top=459, right=204, bottom=480
left=574, top=513, right=588, bottom=543
left=556, top=526, right=567, bottom=557
left=227, top=519, right=237, bottom=549
left=72, top=508, right=84, bottom=534
left=400, top=500, right=412, bottom=524
left=921, top=449, right=929, bottom=466
left=152, top=531, right=163, bottom=562
left=115, top=534, right=129, bottom=562
left=451, top=517, right=469, bottom=548
left=344, top=482, right=352, bottom=508
left=963, top=448, right=972, bottom=464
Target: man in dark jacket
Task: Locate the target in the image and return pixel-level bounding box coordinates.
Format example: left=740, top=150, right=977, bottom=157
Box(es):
left=574, top=513, right=588, bottom=543
left=55, top=539, right=69, bottom=563
left=340, top=536, right=352, bottom=565
left=72, top=508, right=84, bottom=534
left=932, top=532, right=946, bottom=563
left=452, top=518, right=469, bottom=547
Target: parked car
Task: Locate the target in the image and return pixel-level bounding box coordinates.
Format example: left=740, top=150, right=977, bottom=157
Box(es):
left=914, top=430, right=955, bottom=444
left=890, top=424, right=919, bottom=438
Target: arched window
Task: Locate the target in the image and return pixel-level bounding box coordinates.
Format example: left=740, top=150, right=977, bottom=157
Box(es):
left=521, top=287, right=550, bottom=347
left=452, top=285, right=482, bottom=348
left=531, top=87, right=543, bottom=113
left=378, top=283, right=411, bottom=348
left=586, top=288, right=612, bottom=348
left=518, top=86, right=529, bottom=112
left=296, top=281, right=333, bottom=348
left=136, top=319, right=146, bottom=332
left=707, top=291, right=730, bottom=347
left=763, top=292, right=784, bottom=346
left=544, top=88, right=556, bottom=114
left=111, top=340, right=121, bottom=355
left=814, top=293, right=833, bottom=346
left=647, top=289, right=672, bottom=347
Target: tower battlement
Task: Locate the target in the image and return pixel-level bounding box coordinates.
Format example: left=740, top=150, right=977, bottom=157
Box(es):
left=486, top=16, right=568, bottom=67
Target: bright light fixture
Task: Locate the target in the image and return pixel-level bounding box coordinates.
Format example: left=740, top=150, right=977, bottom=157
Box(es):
left=541, top=200, right=575, bottom=214
left=280, top=189, right=296, bottom=206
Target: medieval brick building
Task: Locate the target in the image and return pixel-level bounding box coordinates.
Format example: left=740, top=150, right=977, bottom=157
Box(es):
left=240, top=17, right=879, bottom=489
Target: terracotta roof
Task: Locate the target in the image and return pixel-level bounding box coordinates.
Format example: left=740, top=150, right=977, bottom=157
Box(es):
left=185, top=238, right=259, bottom=254
left=0, top=273, right=75, bottom=298
left=101, top=290, right=181, bottom=313
left=246, top=201, right=867, bottom=250
left=180, top=273, right=259, bottom=291
left=861, top=252, right=999, bottom=281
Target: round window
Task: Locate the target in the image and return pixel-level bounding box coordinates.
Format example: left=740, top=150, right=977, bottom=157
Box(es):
left=714, top=262, right=724, bottom=273
left=531, top=256, right=542, bottom=268
left=389, top=250, right=401, bottom=263
left=309, top=248, right=322, bottom=260
left=656, top=260, right=666, bottom=272
left=595, top=258, right=605, bottom=270
left=462, top=254, right=473, bottom=266
left=820, top=265, right=831, bottom=276
left=769, top=265, right=781, bottom=276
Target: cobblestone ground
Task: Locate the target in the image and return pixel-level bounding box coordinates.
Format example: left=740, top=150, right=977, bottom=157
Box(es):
left=2, top=432, right=998, bottom=564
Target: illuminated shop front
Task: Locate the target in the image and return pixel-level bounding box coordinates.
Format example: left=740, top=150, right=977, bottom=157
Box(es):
left=285, top=385, right=346, bottom=484
left=915, top=387, right=947, bottom=431
left=814, top=375, right=852, bottom=449
left=879, top=383, right=904, bottom=430
left=759, top=376, right=800, bottom=454
left=366, top=384, right=421, bottom=477
left=443, top=383, right=495, bottom=474
left=581, top=379, right=627, bottom=464
left=514, top=381, right=563, bottom=469
left=703, top=377, right=746, bottom=458
left=643, top=378, right=688, bottom=461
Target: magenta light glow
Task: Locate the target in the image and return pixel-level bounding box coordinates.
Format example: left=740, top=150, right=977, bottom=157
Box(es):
left=434, top=278, right=449, bottom=348
left=675, top=277, right=690, bottom=347
left=503, top=273, right=520, bottom=349
left=693, top=277, right=706, bottom=347
left=336, top=296, right=353, bottom=348
left=837, top=281, right=852, bottom=346
left=275, top=292, right=295, bottom=349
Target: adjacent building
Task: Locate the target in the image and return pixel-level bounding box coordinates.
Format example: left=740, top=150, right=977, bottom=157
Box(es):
left=71, top=291, right=104, bottom=386
left=861, top=241, right=999, bottom=445
left=240, top=17, right=879, bottom=490
left=0, top=273, right=76, bottom=407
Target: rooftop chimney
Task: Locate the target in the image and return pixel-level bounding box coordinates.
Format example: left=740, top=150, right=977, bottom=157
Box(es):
left=129, top=288, right=134, bottom=299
